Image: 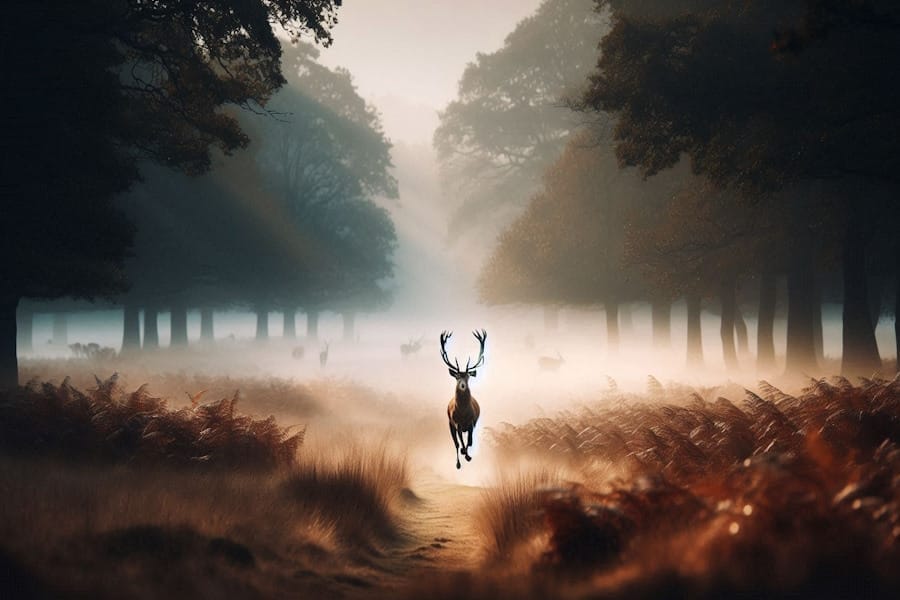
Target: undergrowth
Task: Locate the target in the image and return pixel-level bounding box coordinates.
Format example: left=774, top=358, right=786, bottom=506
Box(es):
left=0, top=375, right=302, bottom=469
left=410, top=374, right=900, bottom=599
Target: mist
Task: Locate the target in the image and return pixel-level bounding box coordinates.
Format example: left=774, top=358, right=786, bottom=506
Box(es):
left=4, top=1, right=900, bottom=598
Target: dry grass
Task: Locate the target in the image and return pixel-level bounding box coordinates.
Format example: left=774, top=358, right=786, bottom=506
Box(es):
left=285, top=441, right=413, bottom=550
left=409, top=375, right=900, bottom=599
left=0, top=444, right=412, bottom=598
left=0, top=371, right=415, bottom=598
left=0, top=375, right=302, bottom=469
left=476, top=468, right=561, bottom=565
left=6, top=362, right=900, bottom=598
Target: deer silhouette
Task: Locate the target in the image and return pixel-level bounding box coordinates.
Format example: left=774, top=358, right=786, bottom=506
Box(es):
left=400, top=336, right=424, bottom=359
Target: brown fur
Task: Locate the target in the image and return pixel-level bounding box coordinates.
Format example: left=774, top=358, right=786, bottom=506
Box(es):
left=448, top=384, right=481, bottom=432
left=448, top=377, right=481, bottom=469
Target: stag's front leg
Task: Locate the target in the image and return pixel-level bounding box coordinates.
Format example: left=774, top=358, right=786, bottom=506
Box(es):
left=450, top=422, right=461, bottom=469
left=458, top=425, right=469, bottom=459
left=464, top=427, right=474, bottom=461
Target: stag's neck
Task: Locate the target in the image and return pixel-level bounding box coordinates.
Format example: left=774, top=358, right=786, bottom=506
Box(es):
left=455, top=387, right=472, bottom=404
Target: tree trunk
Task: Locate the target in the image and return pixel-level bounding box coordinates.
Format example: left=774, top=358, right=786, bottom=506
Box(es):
left=869, top=276, right=883, bottom=327
left=52, top=313, right=68, bottom=346
left=342, top=311, right=356, bottom=342
left=720, top=282, right=739, bottom=371
left=307, top=310, right=319, bottom=340
left=734, top=304, right=749, bottom=356
left=200, top=308, right=214, bottom=343
left=757, top=271, right=777, bottom=371
left=686, top=294, right=703, bottom=368
left=255, top=308, right=269, bottom=342
left=283, top=308, right=296, bottom=339
left=619, top=303, right=634, bottom=336
left=170, top=306, right=188, bottom=347
left=122, top=305, right=141, bottom=352
left=651, top=299, right=671, bottom=349
left=812, top=283, right=825, bottom=364
left=143, top=307, right=159, bottom=350
left=841, top=207, right=881, bottom=375
left=544, top=305, right=559, bottom=332
left=1, top=296, right=20, bottom=390
left=606, top=300, right=619, bottom=352
left=16, top=305, right=33, bottom=354
left=785, top=236, right=818, bottom=373
left=895, top=268, right=900, bottom=373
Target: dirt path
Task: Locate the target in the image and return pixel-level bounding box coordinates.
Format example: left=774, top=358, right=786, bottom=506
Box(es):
left=397, top=470, right=484, bottom=570
left=350, top=468, right=485, bottom=596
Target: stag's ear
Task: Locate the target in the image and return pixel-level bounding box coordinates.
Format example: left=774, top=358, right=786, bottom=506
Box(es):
left=469, top=370, right=477, bottom=378
left=448, top=369, right=457, bottom=378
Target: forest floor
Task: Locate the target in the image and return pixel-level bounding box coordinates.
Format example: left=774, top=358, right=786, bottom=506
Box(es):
left=2, top=357, right=899, bottom=598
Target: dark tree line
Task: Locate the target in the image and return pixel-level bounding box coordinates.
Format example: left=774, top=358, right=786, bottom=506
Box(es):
left=466, top=0, right=900, bottom=375
left=1, top=1, right=343, bottom=388
left=116, top=42, right=397, bottom=353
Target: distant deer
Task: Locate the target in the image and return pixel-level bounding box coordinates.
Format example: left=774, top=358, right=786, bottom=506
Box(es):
left=538, top=352, right=564, bottom=371
left=319, top=342, right=330, bottom=367
left=440, top=329, right=486, bottom=469
left=291, top=346, right=305, bottom=359
left=400, top=336, right=424, bottom=359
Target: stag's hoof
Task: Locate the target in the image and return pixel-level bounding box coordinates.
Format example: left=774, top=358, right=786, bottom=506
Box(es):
left=464, top=454, right=472, bottom=462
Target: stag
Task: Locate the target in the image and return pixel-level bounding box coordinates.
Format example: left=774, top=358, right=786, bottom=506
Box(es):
left=319, top=342, right=330, bottom=367
left=440, top=329, right=487, bottom=469
left=400, top=336, right=424, bottom=359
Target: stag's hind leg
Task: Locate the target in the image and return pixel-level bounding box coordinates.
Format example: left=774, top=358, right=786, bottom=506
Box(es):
left=450, top=422, right=461, bottom=469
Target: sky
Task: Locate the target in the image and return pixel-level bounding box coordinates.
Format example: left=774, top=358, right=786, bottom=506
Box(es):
left=318, top=0, right=544, bottom=145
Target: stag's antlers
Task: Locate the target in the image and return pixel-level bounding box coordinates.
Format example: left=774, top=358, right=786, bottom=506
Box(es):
left=440, top=330, right=487, bottom=376
left=440, top=331, right=461, bottom=376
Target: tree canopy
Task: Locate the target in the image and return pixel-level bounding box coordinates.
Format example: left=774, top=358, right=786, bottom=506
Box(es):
left=434, top=0, right=605, bottom=244
left=0, top=1, right=341, bottom=386
left=117, top=40, right=397, bottom=344
left=479, top=132, right=645, bottom=311
left=580, top=0, right=900, bottom=373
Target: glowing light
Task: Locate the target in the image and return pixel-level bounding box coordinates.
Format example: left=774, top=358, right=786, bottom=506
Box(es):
left=729, top=522, right=740, bottom=535
left=742, top=504, right=753, bottom=516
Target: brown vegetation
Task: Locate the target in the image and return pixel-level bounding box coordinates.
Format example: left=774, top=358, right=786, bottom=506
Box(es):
left=3, top=364, right=899, bottom=598
left=0, top=373, right=415, bottom=598
left=410, top=375, right=900, bottom=599
left=0, top=374, right=302, bottom=469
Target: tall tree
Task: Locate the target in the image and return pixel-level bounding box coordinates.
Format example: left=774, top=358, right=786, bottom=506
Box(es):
left=626, top=177, right=770, bottom=370
left=583, top=0, right=900, bottom=374
left=435, top=0, right=605, bottom=247
left=0, top=1, right=340, bottom=388
left=479, top=132, right=645, bottom=351
left=252, top=43, right=398, bottom=328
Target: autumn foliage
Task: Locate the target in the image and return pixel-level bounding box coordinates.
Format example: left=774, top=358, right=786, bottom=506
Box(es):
left=0, top=375, right=302, bottom=469
left=411, top=376, right=900, bottom=598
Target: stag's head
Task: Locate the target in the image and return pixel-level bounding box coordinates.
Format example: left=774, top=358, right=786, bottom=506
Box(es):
left=439, top=330, right=487, bottom=395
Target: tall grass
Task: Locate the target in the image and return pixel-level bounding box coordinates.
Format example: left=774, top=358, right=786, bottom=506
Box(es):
left=0, top=373, right=415, bottom=597
left=448, top=375, right=900, bottom=598
left=0, top=444, right=412, bottom=598
left=284, top=441, right=412, bottom=549
left=476, top=468, right=560, bottom=564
